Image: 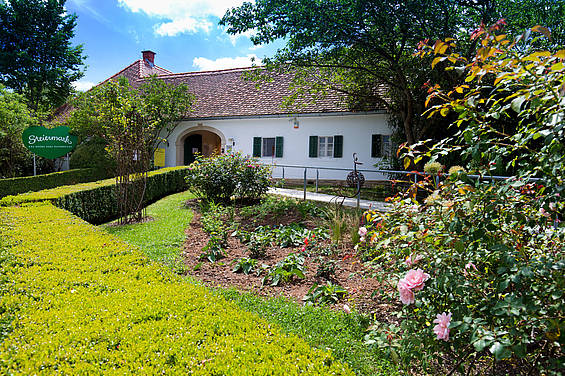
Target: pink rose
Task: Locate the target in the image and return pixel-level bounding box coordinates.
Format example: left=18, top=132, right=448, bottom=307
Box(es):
left=358, top=226, right=367, bottom=237
left=402, top=268, right=430, bottom=292
left=397, top=279, right=415, bottom=305
left=433, top=312, right=452, bottom=341
left=404, top=254, right=423, bottom=267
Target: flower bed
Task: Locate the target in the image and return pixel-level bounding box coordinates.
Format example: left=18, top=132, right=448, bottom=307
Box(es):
left=0, top=202, right=352, bottom=374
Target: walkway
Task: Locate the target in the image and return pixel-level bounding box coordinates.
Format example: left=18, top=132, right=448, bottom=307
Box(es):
left=268, top=187, right=391, bottom=211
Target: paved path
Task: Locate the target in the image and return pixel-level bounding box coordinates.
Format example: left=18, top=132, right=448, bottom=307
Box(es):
left=268, top=187, right=391, bottom=211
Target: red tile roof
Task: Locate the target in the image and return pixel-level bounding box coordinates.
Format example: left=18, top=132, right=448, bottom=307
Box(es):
left=53, top=54, right=385, bottom=122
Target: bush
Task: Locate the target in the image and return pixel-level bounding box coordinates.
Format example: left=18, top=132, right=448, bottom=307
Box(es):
left=359, top=176, right=564, bottom=374
left=0, top=168, right=110, bottom=198
left=185, top=153, right=271, bottom=203
left=0, top=203, right=353, bottom=374
left=69, top=136, right=116, bottom=174
left=0, top=167, right=189, bottom=224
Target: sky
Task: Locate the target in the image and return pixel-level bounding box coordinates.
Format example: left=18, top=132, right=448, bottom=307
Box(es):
left=66, top=0, right=282, bottom=91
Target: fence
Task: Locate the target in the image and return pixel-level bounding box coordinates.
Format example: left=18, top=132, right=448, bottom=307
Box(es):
left=263, top=162, right=541, bottom=209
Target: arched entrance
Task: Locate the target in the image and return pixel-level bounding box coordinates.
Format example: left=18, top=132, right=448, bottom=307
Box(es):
left=176, top=126, right=225, bottom=166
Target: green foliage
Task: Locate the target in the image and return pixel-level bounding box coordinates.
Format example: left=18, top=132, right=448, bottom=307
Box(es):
left=421, top=27, right=565, bottom=203
left=69, top=136, right=115, bottom=173
left=0, top=85, right=37, bottom=178
left=239, top=195, right=325, bottom=220
left=232, top=257, right=259, bottom=275
left=221, top=0, right=565, bottom=146
left=199, top=234, right=225, bottom=263
left=218, top=289, right=399, bottom=376
left=185, top=152, right=272, bottom=203
left=0, top=167, right=189, bottom=224
left=0, top=203, right=353, bottom=374
left=0, top=0, right=84, bottom=113
left=263, top=253, right=306, bottom=286
left=359, top=176, right=564, bottom=374
left=314, top=257, right=338, bottom=279
left=303, top=282, right=347, bottom=306
left=0, top=168, right=109, bottom=198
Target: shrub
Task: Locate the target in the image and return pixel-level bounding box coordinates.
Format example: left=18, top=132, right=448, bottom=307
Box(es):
left=360, top=177, right=564, bottom=374
left=0, top=168, right=110, bottom=198
left=0, top=167, right=188, bottom=224
left=185, top=152, right=271, bottom=203
left=69, top=136, right=116, bottom=174
left=0, top=203, right=352, bottom=374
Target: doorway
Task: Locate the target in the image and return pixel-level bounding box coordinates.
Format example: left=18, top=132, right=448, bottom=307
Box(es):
left=184, top=134, right=202, bottom=165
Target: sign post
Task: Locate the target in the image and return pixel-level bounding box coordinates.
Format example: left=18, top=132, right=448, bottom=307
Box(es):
left=154, top=148, right=166, bottom=168
left=22, top=126, right=78, bottom=175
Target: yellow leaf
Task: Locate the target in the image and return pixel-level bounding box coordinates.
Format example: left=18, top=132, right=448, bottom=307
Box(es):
left=455, top=86, right=465, bottom=94
left=403, top=157, right=411, bottom=170
left=551, top=62, right=564, bottom=71
left=431, top=56, right=443, bottom=68
left=556, top=50, right=565, bottom=59
left=532, top=25, right=551, bottom=38
left=440, top=107, right=450, bottom=117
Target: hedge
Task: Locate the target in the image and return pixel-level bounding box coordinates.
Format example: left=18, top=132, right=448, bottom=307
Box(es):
left=0, top=168, right=111, bottom=199
left=0, top=167, right=189, bottom=224
left=0, top=203, right=352, bottom=375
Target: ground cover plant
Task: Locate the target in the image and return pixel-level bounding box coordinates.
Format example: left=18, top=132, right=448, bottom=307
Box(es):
left=0, top=202, right=353, bottom=374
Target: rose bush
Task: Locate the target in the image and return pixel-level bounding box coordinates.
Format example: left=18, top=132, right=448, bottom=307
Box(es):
left=363, top=24, right=564, bottom=375
left=185, top=152, right=272, bottom=203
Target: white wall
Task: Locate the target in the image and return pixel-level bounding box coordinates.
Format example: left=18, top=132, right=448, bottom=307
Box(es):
left=161, top=112, right=392, bottom=180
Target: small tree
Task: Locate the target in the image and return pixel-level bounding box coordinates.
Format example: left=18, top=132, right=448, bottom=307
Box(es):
left=67, top=76, right=194, bottom=223
left=0, top=85, right=37, bottom=177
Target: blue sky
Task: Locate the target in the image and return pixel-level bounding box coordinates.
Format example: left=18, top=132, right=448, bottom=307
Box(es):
left=66, top=0, right=281, bottom=91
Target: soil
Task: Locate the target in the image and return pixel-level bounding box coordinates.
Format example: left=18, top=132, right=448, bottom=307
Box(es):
left=180, top=199, right=397, bottom=319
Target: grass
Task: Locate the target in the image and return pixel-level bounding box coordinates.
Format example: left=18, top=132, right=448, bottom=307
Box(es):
left=102, top=192, right=398, bottom=376
left=102, top=190, right=194, bottom=264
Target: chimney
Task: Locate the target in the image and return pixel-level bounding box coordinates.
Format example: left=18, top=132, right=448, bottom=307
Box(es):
left=142, top=50, right=155, bottom=66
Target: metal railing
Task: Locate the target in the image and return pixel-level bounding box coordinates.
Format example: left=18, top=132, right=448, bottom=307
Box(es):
left=263, top=162, right=541, bottom=208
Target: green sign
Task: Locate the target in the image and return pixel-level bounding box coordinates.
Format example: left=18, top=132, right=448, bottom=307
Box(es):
left=22, top=126, right=78, bottom=159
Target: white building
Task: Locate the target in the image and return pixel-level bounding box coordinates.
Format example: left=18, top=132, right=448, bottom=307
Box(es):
left=97, top=51, right=393, bottom=181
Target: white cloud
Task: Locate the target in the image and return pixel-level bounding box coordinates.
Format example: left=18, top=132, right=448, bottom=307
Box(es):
left=192, top=54, right=261, bottom=71
left=73, top=81, right=96, bottom=92
left=118, top=0, right=248, bottom=37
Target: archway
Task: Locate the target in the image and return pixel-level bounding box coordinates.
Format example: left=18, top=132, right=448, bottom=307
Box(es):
left=176, top=126, right=225, bottom=165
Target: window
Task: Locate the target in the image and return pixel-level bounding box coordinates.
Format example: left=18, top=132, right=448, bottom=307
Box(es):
left=252, top=137, right=283, bottom=158
left=262, top=137, right=275, bottom=157
left=309, top=135, right=343, bottom=158
left=318, top=136, right=333, bottom=157
left=371, top=134, right=392, bottom=158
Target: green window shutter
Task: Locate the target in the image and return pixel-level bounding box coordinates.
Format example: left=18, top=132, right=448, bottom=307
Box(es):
left=371, top=134, right=382, bottom=158
left=333, top=135, right=343, bottom=158
left=275, top=136, right=284, bottom=158
left=252, top=137, right=261, bottom=157
left=309, top=136, right=318, bottom=158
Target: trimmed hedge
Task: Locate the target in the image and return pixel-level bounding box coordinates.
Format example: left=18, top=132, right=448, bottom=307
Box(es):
left=0, top=203, right=352, bottom=375
left=0, top=168, right=110, bottom=199
left=0, top=167, right=189, bottom=224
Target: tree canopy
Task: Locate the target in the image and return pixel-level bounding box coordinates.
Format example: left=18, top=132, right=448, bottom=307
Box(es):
left=0, top=0, right=85, bottom=115
left=221, top=0, right=565, bottom=147
left=0, top=85, right=37, bottom=177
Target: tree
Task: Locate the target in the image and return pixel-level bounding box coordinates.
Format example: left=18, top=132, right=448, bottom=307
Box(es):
left=0, top=0, right=85, bottom=115
left=221, top=0, right=565, bottom=147
left=0, top=85, right=37, bottom=177
left=67, top=76, right=194, bottom=223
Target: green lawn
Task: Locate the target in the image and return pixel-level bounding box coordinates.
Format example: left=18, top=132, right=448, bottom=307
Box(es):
left=101, top=192, right=398, bottom=376
left=102, top=190, right=194, bottom=263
